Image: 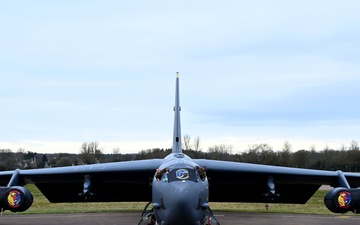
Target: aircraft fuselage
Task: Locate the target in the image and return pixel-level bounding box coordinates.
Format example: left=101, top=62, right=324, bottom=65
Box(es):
left=152, top=153, right=209, bottom=225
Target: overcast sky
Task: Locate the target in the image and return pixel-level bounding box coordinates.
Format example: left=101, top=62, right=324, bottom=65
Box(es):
left=1, top=1, right=360, bottom=154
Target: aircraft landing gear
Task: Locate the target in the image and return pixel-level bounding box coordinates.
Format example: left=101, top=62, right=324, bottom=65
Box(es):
left=203, top=208, right=220, bottom=225
left=138, top=202, right=156, bottom=225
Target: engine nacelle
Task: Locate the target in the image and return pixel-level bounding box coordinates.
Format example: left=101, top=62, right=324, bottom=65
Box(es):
left=0, top=186, right=33, bottom=212
left=324, top=187, right=360, bottom=214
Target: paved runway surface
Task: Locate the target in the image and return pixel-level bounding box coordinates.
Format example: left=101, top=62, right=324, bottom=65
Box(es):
left=1, top=212, right=359, bottom=225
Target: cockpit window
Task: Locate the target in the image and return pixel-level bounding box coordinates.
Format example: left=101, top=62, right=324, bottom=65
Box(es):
left=167, top=168, right=197, bottom=182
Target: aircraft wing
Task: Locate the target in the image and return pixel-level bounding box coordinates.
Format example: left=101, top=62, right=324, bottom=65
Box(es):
left=194, top=159, right=360, bottom=204
left=0, top=159, right=163, bottom=203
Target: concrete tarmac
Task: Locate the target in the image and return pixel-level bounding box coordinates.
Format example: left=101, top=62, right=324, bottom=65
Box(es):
left=1, top=212, right=359, bottom=225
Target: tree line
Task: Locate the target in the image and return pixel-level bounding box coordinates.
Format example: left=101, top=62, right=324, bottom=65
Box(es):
left=137, top=139, right=360, bottom=172
left=1, top=139, right=360, bottom=172
left=0, top=142, right=136, bottom=171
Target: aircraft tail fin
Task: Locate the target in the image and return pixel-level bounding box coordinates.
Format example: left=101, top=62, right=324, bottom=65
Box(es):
left=172, top=72, right=182, bottom=154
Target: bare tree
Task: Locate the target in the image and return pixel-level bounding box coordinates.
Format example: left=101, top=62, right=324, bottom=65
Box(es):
left=113, top=147, right=120, bottom=155
left=111, top=147, right=121, bottom=162
left=249, top=143, right=276, bottom=165
left=350, top=140, right=359, bottom=151
left=279, top=141, right=292, bottom=166
left=282, top=140, right=292, bottom=152
left=309, top=145, right=316, bottom=152
left=16, top=148, right=25, bottom=161
left=80, top=141, right=103, bottom=164
left=17, top=148, right=25, bottom=154
left=208, top=144, right=233, bottom=160
left=193, top=136, right=201, bottom=152
left=183, top=134, right=192, bottom=150
left=323, top=144, right=331, bottom=151
left=340, top=144, right=347, bottom=151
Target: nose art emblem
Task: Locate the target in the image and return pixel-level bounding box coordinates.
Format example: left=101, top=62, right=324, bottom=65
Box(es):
left=176, top=169, right=189, bottom=180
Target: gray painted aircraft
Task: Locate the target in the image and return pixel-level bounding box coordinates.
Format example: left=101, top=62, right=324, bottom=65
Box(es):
left=1, top=73, right=360, bottom=225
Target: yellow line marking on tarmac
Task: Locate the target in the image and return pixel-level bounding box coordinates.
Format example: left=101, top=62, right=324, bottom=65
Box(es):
left=337, top=215, right=351, bottom=218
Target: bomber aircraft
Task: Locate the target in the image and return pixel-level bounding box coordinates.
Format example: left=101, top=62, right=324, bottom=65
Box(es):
left=1, top=73, right=360, bottom=225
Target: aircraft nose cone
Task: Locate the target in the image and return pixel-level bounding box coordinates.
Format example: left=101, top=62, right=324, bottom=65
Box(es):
left=171, top=181, right=197, bottom=204
left=161, top=181, right=203, bottom=225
